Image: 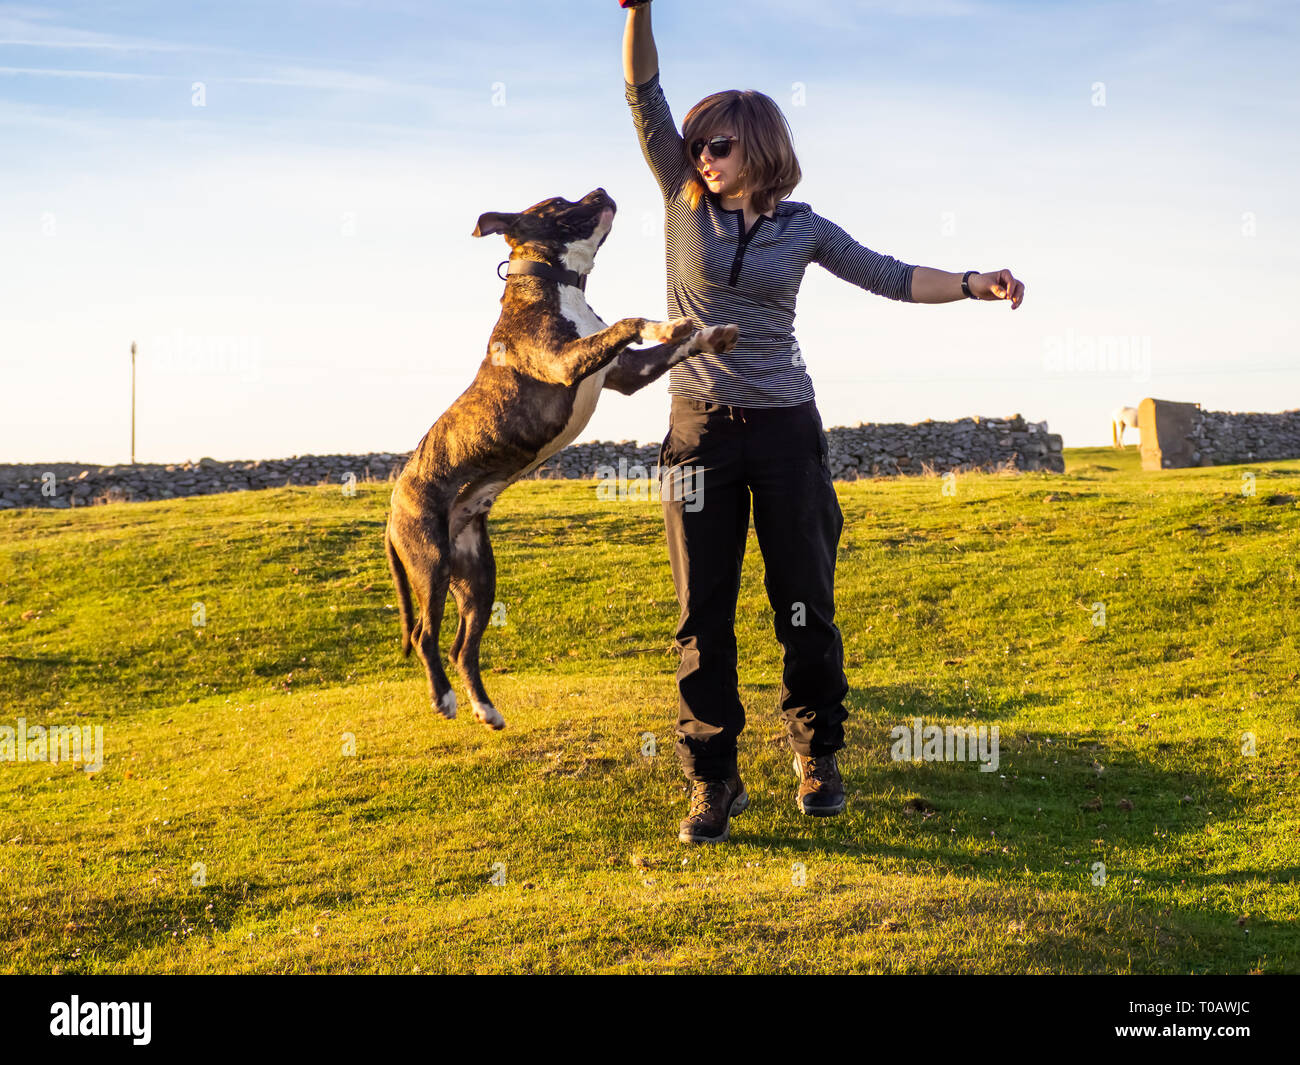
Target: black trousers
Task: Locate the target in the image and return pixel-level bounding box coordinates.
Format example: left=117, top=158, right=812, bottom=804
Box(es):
left=658, top=394, right=849, bottom=782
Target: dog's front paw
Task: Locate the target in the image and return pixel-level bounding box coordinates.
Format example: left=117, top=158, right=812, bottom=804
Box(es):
left=643, top=316, right=697, bottom=345
left=694, top=324, right=739, bottom=354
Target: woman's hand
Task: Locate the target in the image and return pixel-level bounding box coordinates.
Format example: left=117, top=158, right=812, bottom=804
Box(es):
left=970, top=268, right=1025, bottom=309
left=909, top=266, right=1026, bottom=307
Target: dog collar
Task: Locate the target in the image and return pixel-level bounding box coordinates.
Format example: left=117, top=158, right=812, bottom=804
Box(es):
left=498, top=259, right=587, bottom=292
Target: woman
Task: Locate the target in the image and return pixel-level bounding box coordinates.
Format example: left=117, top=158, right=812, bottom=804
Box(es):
left=621, top=2, right=1025, bottom=844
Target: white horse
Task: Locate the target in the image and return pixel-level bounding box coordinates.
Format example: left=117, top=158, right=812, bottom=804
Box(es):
left=1111, top=405, right=1139, bottom=448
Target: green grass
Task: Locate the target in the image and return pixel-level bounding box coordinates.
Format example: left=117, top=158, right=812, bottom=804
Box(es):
left=1, top=445, right=1297, bottom=973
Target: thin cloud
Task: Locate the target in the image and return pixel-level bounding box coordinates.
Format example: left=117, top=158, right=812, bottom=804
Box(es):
left=0, top=8, right=189, bottom=53
left=0, top=64, right=165, bottom=80
left=231, top=65, right=434, bottom=96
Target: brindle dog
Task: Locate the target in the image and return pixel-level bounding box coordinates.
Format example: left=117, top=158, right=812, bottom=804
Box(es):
left=385, top=187, right=739, bottom=729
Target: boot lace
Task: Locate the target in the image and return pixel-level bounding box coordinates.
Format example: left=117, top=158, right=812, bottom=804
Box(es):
left=803, top=756, right=838, bottom=787
left=688, top=780, right=723, bottom=818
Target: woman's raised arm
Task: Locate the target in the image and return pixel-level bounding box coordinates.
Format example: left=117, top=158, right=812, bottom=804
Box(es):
left=622, top=2, right=658, bottom=86
left=622, top=3, right=690, bottom=203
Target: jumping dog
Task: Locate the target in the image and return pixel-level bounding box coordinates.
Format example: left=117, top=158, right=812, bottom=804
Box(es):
left=384, top=187, right=739, bottom=729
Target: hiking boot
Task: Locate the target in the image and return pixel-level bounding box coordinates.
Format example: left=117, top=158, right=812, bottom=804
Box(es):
left=793, top=754, right=846, bottom=816
left=677, top=775, right=749, bottom=844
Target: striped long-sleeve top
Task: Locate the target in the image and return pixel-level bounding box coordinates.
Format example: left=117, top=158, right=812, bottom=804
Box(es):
left=625, top=70, right=916, bottom=407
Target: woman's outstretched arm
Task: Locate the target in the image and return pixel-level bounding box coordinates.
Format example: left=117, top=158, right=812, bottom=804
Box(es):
left=811, top=213, right=916, bottom=302
left=812, top=213, right=1025, bottom=309
left=622, top=1, right=657, bottom=86
left=912, top=266, right=1026, bottom=308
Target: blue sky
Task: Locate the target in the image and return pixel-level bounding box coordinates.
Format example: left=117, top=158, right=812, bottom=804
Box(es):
left=1, top=0, right=1296, bottom=463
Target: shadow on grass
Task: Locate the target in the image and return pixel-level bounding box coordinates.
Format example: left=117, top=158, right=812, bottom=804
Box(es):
left=0, top=653, right=102, bottom=668
left=725, top=697, right=1282, bottom=970
left=847, top=679, right=1061, bottom=725
left=4, top=881, right=357, bottom=971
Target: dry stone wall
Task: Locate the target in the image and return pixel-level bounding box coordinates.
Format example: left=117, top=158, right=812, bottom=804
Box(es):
left=0, top=413, right=1064, bottom=510
left=1189, top=408, right=1300, bottom=466
left=0, top=455, right=405, bottom=511
left=824, top=413, right=1063, bottom=478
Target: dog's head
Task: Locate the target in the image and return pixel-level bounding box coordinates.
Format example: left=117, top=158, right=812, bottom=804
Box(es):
left=472, top=188, right=616, bottom=274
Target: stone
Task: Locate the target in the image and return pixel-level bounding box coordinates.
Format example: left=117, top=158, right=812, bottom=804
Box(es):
left=0, top=419, right=1084, bottom=509
left=1139, top=398, right=1202, bottom=470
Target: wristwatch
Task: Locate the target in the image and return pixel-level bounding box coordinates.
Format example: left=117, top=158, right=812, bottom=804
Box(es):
left=961, top=270, right=978, bottom=299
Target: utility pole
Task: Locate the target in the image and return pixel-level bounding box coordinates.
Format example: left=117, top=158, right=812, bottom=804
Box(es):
left=131, top=340, right=137, bottom=464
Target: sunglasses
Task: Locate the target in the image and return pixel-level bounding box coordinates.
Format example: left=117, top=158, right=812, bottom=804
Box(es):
left=690, top=135, right=738, bottom=161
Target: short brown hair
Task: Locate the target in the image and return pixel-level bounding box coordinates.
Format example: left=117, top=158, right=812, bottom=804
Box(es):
left=680, top=89, right=802, bottom=214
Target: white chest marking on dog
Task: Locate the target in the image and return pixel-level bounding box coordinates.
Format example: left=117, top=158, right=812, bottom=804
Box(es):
left=512, top=285, right=612, bottom=480
left=449, top=224, right=615, bottom=534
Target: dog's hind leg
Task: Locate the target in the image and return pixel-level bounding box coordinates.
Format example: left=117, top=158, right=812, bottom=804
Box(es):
left=400, top=525, right=459, bottom=721
left=448, top=512, right=505, bottom=730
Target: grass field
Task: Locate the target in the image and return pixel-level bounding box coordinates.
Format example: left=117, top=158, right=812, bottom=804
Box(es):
left=2, top=445, right=1297, bottom=973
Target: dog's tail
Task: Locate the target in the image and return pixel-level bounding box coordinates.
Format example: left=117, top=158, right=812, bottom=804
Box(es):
left=385, top=524, right=417, bottom=658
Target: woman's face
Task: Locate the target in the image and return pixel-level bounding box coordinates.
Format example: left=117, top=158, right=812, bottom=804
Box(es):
left=696, top=128, right=744, bottom=198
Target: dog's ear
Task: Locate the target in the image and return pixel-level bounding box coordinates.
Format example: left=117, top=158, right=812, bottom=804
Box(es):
left=472, top=211, right=520, bottom=238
